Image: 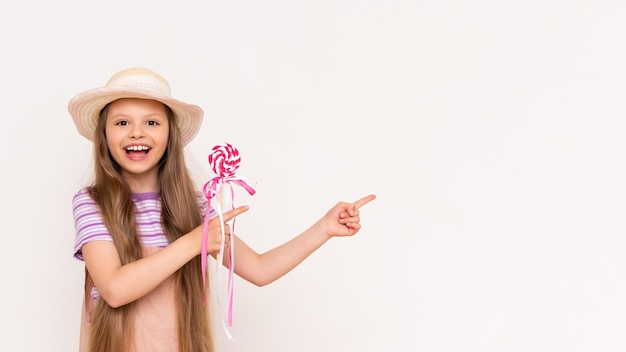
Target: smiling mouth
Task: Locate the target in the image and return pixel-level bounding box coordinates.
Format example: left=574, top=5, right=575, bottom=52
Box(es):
left=126, top=145, right=151, bottom=155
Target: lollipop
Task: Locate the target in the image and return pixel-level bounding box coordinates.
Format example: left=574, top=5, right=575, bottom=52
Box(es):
left=208, top=143, right=240, bottom=177
left=201, top=142, right=255, bottom=338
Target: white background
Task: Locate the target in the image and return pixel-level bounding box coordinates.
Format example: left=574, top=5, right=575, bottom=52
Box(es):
left=2, top=0, right=626, bottom=351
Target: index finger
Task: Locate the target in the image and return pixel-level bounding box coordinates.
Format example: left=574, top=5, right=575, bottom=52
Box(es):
left=353, top=194, right=376, bottom=209
left=222, top=205, right=250, bottom=222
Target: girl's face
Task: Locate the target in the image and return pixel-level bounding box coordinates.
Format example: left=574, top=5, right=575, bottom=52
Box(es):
left=105, top=98, right=170, bottom=191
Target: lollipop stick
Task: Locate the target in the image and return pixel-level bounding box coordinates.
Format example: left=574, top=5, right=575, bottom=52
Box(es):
left=216, top=187, right=225, bottom=270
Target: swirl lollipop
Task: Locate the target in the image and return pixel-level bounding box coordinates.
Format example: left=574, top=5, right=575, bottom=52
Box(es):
left=201, top=142, right=255, bottom=338
left=208, top=143, right=240, bottom=177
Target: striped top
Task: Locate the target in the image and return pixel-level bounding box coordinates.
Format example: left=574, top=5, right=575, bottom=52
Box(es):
left=72, top=189, right=210, bottom=261
left=72, top=189, right=211, bottom=303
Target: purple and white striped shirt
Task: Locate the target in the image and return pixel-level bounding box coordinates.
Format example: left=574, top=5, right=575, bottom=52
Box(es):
left=72, top=189, right=211, bottom=304
left=72, top=189, right=210, bottom=261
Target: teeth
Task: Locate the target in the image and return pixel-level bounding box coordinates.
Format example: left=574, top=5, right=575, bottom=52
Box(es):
left=127, top=145, right=149, bottom=151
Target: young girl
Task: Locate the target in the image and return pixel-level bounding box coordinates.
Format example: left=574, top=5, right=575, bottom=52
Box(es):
left=68, top=67, right=375, bottom=352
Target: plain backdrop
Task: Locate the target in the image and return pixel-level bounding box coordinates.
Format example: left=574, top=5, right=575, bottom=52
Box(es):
left=2, top=0, right=626, bottom=351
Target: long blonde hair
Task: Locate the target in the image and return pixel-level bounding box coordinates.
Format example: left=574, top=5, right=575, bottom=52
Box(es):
left=86, top=101, right=214, bottom=351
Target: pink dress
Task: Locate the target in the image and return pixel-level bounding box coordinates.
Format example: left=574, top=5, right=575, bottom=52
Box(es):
left=79, top=246, right=179, bottom=351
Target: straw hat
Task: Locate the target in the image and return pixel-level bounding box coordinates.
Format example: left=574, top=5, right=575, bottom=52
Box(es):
left=68, top=67, right=203, bottom=146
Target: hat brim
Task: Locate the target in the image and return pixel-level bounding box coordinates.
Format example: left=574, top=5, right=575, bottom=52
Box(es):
left=68, top=86, right=203, bottom=146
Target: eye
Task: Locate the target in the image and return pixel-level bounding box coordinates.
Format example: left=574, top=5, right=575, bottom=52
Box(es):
left=115, top=120, right=128, bottom=126
left=147, top=120, right=160, bottom=126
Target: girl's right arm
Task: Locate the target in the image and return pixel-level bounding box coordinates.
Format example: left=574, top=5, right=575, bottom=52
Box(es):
left=81, top=205, right=248, bottom=308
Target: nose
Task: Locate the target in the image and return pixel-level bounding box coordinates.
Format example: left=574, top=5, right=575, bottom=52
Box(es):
left=129, top=123, right=145, bottom=139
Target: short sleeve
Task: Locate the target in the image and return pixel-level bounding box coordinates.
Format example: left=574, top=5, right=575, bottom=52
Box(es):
left=72, top=189, right=113, bottom=261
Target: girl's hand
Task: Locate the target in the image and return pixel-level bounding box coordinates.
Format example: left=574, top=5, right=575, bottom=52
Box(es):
left=190, top=205, right=249, bottom=255
left=321, top=194, right=376, bottom=238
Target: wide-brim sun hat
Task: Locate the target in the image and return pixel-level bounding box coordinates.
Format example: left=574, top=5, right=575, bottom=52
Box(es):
left=68, top=67, right=204, bottom=146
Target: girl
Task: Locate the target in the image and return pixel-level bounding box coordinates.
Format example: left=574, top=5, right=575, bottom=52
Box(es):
left=68, top=67, right=376, bottom=352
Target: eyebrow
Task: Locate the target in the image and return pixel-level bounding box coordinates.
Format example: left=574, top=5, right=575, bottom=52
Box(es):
left=108, top=112, right=167, bottom=119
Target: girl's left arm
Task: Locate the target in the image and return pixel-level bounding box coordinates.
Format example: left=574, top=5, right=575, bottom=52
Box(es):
left=223, top=194, right=376, bottom=286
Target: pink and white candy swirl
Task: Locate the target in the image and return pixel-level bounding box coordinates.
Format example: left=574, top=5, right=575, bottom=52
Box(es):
left=208, top=142, right=240, bottom=177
